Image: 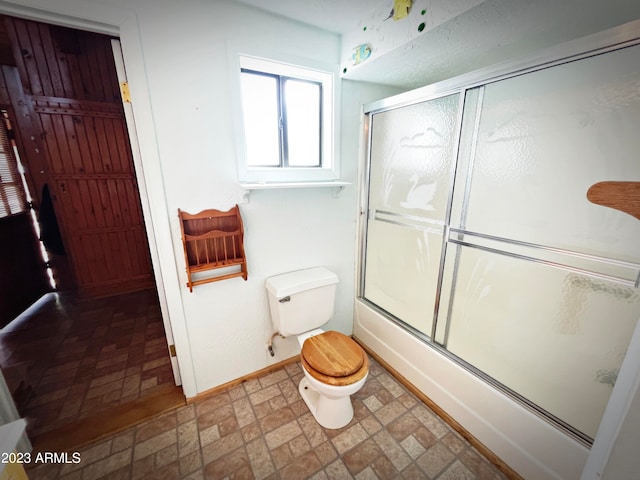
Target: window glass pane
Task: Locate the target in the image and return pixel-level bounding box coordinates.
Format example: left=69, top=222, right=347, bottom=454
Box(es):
left=364, top=221, right=443, bottom=335
left=240, top=72, right=280, bottom=167
left=284, top=79, right=320, bottom=167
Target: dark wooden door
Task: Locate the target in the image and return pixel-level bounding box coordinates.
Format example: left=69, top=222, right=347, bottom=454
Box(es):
left=3, top=16, right=154, bottom=297
left=36, top=98, right=154, bottom=296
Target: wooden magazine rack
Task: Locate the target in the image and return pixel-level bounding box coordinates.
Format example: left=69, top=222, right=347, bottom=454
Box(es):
left=178, top=205, right=248, bottom=291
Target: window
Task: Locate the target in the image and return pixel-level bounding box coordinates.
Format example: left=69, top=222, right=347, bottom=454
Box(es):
left=236, top=55, right=338, bottom=183
left=0, top=111, right=27, bottom=218
left=241, top=70, right=322, bottom=168
left=0, top=109, right=55, bottom=288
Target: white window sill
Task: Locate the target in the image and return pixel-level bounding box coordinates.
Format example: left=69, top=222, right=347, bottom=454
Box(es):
left=239, top=181, right=350, bottom=202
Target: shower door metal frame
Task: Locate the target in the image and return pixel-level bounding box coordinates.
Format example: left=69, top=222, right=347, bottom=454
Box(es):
left=356, top=18, right=640, bottom=446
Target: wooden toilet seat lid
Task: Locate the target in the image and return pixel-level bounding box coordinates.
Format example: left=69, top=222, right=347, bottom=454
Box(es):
left=301, top=351, right=368, bottom=386
left=301, top=331, right=365, bottom=377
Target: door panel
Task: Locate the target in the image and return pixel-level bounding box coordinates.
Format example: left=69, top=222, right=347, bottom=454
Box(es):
left=364, top=94, right=460, bottom=336
left=37, top=99, right=153, bottom=296
left=364, top=220, right=444, bottom=334
left=2, top=16, right=154, bottom=297
left=437, top=244, right=640, bottom=438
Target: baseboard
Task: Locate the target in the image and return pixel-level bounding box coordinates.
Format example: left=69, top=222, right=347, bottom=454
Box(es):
left=186, top=355, right=299, bottom=404
left=32, top=383, right=185, bottom=453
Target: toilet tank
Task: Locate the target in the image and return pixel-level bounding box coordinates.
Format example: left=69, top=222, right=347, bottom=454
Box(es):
left=266, top=267, right=339, bottom=337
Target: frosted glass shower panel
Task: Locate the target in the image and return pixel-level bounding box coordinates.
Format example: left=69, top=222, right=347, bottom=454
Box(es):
left=439, top=245, right=640, bottom=439
left=364, top=217, right=443, bottom=334
left=364, top=94, right=460, bottom=336
left=361, top=37, right=640, bottom=444
left=367, top=94, right=460, bottom=220
left=460, top=44, right=640, bottom=261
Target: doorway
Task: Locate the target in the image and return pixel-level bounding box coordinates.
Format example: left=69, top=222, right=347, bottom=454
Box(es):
left=0, top=14, right=181, bottom=443
left=3, top=16, right=155, bottom=297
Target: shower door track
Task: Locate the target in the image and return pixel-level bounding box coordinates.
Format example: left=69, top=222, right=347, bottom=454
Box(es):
left=448, top=228, right=640, bottom=288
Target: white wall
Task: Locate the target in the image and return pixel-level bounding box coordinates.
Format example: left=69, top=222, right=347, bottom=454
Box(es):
left=121, top=0, right=403, bottom=395
left=133, top=0, right=347, bottom=395
left=0, top=0, right=403, bottom=397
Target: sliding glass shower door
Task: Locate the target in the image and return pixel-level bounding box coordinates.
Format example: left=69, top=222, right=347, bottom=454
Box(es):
left=363, top=93, right=460, bottom=337
left=361, top=41, right=640, bottom=442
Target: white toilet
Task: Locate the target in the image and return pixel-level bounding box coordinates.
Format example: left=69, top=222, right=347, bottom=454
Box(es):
left=266, top=267, right=369, bottom=429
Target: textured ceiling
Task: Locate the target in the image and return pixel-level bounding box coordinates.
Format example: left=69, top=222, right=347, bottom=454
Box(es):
left=233, top=0, right=640, bottom=89
left=233, top=0, right=379, bottom=34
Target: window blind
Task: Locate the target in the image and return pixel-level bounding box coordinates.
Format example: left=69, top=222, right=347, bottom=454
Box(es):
left=0, top=114, right=27, bottom=218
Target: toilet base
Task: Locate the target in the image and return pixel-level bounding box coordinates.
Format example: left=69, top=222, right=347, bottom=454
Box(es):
left=298, top=377, right=354, bottom=429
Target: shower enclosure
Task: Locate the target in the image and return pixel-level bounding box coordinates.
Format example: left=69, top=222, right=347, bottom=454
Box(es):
left=358, top=29, right=640, bottom=446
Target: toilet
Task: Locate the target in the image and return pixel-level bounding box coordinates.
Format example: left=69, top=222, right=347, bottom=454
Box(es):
left=266, top=267, right=369, bottom=429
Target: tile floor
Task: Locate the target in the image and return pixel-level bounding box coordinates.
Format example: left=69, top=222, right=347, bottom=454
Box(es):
left=25, top=356, right=510, bottom=480
left=3, top=291, right=511, bottom=479
left=0, top=290, right=175, bottom=439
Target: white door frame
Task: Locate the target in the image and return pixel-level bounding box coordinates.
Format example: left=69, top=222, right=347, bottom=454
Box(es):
left=0, top=368, right=30, bottom=453
left=0, top=0, right=197, bottom=397
left=111, top=38, right=181, bottom=386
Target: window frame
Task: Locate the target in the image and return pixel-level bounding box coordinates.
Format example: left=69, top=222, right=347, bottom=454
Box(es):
left=0, top=109, right=28, bottom=219
left=240, top=68, right=323, bottom=169
left=233, top=53, right=340, bottom=184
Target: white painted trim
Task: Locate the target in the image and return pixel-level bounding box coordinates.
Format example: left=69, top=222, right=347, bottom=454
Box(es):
left=580, top=317, right=640, bottom=479
left=0, top=0, right=124, bottom=34
left=105, top=13, right=198, bottom=398
left=111, top=39, right=182, bottom=387
left=0, top=0, right=198, bottom=397
left=0, top=370, right=30, bottom=453
left=0, top=419, right=27, bottom=465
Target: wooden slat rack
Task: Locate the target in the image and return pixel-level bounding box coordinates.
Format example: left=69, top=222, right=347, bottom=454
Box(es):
left=178, top=205, right=248, bottom=291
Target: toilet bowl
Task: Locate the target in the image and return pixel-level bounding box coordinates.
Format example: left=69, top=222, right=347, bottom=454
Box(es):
left=265, top=267, right=370, bottom=429
left=298, top=330, right=369, bottom=429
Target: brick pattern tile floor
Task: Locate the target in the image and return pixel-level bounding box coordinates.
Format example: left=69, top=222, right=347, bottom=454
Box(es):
left=0, top=290, right=175, bottom=439
left=25, top=357, right=510, bottom=480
